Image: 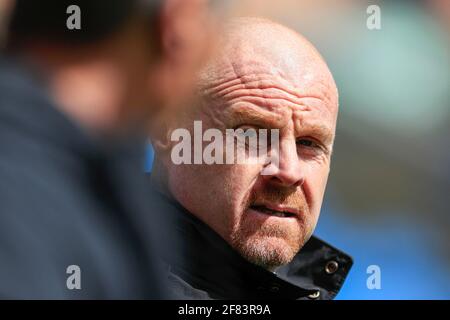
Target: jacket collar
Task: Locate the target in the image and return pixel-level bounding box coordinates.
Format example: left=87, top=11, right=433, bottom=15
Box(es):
left=155, top=191, right=353, bottom=300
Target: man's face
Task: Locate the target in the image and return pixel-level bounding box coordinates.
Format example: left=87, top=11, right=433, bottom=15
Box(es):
left=122, top=0, right=218, bottom=127
left=164, top=24, right=338, bottom=269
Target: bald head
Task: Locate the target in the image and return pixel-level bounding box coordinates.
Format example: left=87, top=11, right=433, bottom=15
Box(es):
left=198, top=17, right=338, bottom=115
left=155, top=17, right=339, bottom=270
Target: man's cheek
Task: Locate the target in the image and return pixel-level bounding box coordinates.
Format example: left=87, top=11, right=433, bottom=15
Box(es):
left=308, top=174, right=329, bottom=217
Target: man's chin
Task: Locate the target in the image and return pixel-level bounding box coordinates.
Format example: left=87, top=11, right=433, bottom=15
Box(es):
left=232, top=235, right=301, bottom=270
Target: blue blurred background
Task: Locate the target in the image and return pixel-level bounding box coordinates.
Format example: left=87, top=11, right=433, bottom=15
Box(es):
left=148, top=0, right=450, bottom=299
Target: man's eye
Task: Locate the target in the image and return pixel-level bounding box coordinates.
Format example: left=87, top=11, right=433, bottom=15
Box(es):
left=296, top=139, right=316, bottom=148
left=296, top=138, right=329, bottom=157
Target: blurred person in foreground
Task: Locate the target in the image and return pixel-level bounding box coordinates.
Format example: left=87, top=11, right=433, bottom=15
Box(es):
left=0, top=0, right=215, bottom=298
left=0, top=0, right=13, bottom=46
left=151, top=17, right=353, bottom=299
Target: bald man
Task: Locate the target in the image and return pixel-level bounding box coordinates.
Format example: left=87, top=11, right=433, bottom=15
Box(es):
left=151, top=18, right=353, bottom=300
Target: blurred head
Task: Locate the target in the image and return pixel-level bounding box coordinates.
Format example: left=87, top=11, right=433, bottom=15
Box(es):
left=0, top=0, right=13, bottom=45
left=153, top=17, right=339, bottom=269
left=4, top=0, right=217, bottom=134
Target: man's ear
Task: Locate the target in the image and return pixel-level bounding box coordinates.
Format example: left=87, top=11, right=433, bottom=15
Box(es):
left=149, top=117, right=173, bottom=159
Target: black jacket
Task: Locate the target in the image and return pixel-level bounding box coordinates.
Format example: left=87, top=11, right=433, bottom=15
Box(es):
left=156, top=192, right=353, bottom=300
left=0, top=57, right=168, bottom=299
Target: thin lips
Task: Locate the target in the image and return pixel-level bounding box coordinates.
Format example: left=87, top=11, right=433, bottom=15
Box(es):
left=252, top=202, right=300, bottom=217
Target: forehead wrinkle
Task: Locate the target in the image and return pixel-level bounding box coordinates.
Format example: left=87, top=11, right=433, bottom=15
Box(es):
left=224, top=102, right=289, bottom=129
left=199, top=73, right=334, bottom=132
left=200, top=56, right=336, bottom=116
left=213, top=77, right=328, bottom=105
left=198, top=71, right=336, bottom=136
left=224, top=89, right=327, bottom=109
left=228, top=96, right=314, bottom=118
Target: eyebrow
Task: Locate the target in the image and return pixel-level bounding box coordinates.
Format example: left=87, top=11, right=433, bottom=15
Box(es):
left=224, top=105, right=287, bottom=129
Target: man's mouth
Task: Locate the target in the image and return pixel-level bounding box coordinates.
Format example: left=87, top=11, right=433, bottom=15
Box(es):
left=249, top=204, right=298, bottom=218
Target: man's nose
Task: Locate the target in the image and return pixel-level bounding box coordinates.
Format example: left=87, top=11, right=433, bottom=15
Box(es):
left=263, top=138, right=305, bottom=187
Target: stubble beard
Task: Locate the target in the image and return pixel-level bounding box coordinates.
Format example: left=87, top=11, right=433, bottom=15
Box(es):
left=229, top=186, right=314, bottom=270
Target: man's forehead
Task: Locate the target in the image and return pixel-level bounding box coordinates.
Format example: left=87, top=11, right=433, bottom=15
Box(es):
left=222, top=102, right=335, bottom=140
left=200, top=59, right=338, bottom=126
left=199, top=44, right=338, bottom=116
left=200, top=44, right=335, bottom=94
left=205, top=66, right=336, bottom=110
left=196, top=17, right=339, bottom=135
